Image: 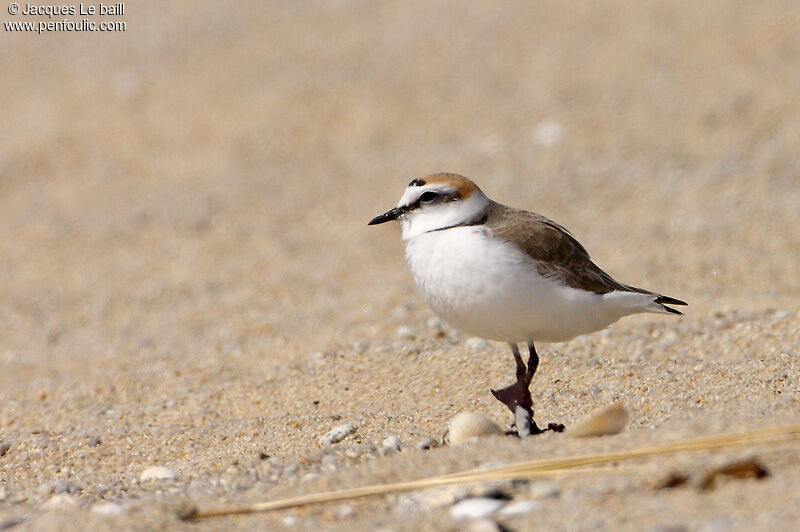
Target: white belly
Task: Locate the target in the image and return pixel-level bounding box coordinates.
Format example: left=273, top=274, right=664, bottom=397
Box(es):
left=404, top=227, right=632, bottom=343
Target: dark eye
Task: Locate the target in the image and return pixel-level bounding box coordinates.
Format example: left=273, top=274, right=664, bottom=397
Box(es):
left=419, top=191, right=438, bottom=203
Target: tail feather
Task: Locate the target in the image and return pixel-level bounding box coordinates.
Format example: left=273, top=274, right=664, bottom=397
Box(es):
left=604, top=290, right=687, bottom=316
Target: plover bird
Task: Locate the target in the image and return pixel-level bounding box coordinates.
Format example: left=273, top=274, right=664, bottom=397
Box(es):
left=369, top=173, right=686, bottom=436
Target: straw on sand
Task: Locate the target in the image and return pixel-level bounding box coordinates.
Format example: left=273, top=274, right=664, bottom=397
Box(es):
left=182, top=423, right=800, bottom=520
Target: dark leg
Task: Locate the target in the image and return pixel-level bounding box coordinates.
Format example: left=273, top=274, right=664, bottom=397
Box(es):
left=491, top=342, right=541, bottom=437
left=525, top=339, right=539, bottom=385
left=510, top=343, right=526, bottom=382
left=491, top=341, right=565, bottom=436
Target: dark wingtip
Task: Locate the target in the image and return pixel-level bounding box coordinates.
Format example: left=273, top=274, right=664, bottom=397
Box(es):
left=655, top=295, right=688, bottom=307
left=662, top=305, right=684, bottom=315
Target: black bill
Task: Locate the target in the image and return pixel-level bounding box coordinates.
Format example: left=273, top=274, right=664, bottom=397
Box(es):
left=368, top=207, right=404, bottom=225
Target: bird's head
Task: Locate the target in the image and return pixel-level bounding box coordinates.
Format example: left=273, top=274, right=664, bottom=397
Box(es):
left=368, top=173, right=489, bottom=240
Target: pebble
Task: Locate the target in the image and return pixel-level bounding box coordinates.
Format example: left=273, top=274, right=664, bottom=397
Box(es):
left=399, top=481, right=515, bottom=511
left=52, top=480, right=81, bottom=494
left=445, top=412, right=505, bottom=445
left=397, top=485, right=472, bottom=510
left=309, top=351, right=327, bottom=364
left=35, top=433, right=50, bottom=449
left=529, top=481, right=561, bottom=499
left=569, top=403, right=629, bottom=437
left=0, top=441, right=9, bottom=457
left=396, top=326, right=415, bottom=339
left=532, top=119, right=564, bottom=147
left=91, top=502, right=126, bottom=516
left=139, top=466, right=177, bottom=482
left=335, top=503, right=355, bottom=519
left=282, top=515, right=298, bottom=526
left=319, top=424, right=355, bottom=446
left=465, top=337, right=489, bottom=350
left=382, top=435, right=402, bottom=452
left=345, top=443, right=375, bottom=458
left=352, top=340, right=370, bottom=354
left=713, top=318, right=731, bottom=330
left=450, top=498, right=505, bottom=520
left=393, top=303, right=413, bottom=319
left=416, top=438, right=439, bottom=450
left=659, top=338, right=678, bottom=349
left=498, top=499, right=543, bottom=517
left=427, top=317, right=446, bottom=333
left=42, top=494, right=79, bottom=511
left=38, top=480, right=81, bottom=496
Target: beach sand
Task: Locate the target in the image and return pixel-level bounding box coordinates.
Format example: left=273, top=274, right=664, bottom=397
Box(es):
left=1, top=1, right=799, bottom=530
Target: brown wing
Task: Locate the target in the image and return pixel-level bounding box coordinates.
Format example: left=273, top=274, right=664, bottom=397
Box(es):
left=484, top=202, right=646, bottom=295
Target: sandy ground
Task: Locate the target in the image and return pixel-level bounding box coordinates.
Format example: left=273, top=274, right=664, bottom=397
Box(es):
left=1, top=1, right=800, bottom=530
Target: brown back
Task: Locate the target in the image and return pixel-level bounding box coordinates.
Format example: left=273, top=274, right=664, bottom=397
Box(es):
left=484, top=202, right=649, bottom=295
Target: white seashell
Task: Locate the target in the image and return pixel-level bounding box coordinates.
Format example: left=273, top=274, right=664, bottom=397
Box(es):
left=42, top=494, right=79, bottom=511
left=450, top=497, right=505, bottom=520
left=445, top=412, right=505, bottom=445
left=396, top=326, right=415, bottom=339
left=396, top=485, right=472, bottom=510
left=91, top=503, right=126, bottom=516
left=568, top=403, right=629, bottom=438
left=382, top=435, right=402, bottom=451
left=319, top=423, right=355, bottom=446
left=465, top=337, right=489, bottom=350
left=498, top=499, right=543, bottom=517
left=139, top=466, right=177, bottom=481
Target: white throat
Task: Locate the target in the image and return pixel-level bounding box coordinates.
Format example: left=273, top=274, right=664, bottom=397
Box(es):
left=400, top=190, right=489, bottom=240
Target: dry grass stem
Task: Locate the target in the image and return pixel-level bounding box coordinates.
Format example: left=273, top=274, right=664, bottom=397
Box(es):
left=184, top=423, right=800, bottom=520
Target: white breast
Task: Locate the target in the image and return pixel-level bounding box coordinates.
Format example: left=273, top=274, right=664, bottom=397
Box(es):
left=404, top=227, right=631, bottom=343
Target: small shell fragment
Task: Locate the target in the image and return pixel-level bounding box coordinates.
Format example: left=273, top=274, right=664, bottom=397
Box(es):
left=568, top=403, right=629, bottom=438
left=450, top=497, right=504, bottom=520
left=319, top=423, right=355, bottom=446
left=498, top=499, right=543, bottom=517
left=42, top=494, right=79, bottom=511
left=382, top=435, right=402, bottom=452
left=139, top=466, right=177, bottom=481
left=445, top=411, right=505, bottom=445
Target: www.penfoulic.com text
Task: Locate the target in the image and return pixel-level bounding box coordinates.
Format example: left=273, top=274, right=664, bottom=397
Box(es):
left=5, top=3, right=126, bottom=33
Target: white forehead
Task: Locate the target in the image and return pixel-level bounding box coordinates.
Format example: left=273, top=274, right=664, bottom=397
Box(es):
left=397, top=182, right=458, bottom=208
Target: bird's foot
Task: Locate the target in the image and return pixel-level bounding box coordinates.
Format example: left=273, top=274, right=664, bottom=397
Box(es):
left=491, top=379, right=541, bottom=437
left=491, top=380, right=566, bottom=437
